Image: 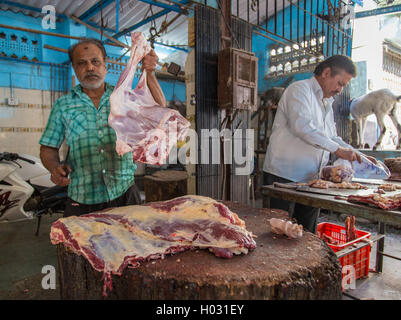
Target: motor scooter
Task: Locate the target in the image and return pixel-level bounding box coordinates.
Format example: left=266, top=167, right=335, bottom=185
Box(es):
left=0, top=152, right=67, bottom=235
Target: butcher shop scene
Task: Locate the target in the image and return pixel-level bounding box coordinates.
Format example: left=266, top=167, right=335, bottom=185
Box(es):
left=1, top=0, right=401, bottom=305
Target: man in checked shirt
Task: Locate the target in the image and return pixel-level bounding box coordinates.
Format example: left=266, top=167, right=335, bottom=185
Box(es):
left=39, top=38, right=166, bottom=217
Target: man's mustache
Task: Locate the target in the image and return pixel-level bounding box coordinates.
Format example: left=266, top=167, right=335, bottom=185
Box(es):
left=84, top=72, right=101, bottom=79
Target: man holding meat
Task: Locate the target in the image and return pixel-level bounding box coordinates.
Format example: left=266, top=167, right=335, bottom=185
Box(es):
left=39, top=38, right=166, bottom=217
left=263, top=55, right=377, bottom=233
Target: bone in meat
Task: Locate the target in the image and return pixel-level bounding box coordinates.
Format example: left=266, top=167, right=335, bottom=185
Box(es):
left=269, top=218, right=303, bottom=239
left=108, top=32, right=190, bottom=165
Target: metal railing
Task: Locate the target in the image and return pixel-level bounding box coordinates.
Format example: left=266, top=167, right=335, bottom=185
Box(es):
left=198, top=0, right=353, bottom=59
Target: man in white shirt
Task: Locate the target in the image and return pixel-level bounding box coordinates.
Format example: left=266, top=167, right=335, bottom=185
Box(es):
left=263, top=55, right=375, bottom=233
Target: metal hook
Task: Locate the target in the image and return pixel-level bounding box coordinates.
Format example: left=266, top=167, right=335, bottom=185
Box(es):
left=251, top=0, right=258, bottom=12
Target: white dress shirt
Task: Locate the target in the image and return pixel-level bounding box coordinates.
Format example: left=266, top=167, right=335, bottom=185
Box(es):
left=263, top=76, right=353, bottom=182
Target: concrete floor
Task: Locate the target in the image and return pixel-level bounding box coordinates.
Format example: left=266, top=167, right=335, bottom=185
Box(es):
left=0, top=213, right=61, bottom=299
left=0, top=207, right=400, bottom=300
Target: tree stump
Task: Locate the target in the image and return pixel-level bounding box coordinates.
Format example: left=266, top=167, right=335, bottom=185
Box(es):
left=144, top=170, right=188, bottom=202
left=56, top=202, right=342, bottom=300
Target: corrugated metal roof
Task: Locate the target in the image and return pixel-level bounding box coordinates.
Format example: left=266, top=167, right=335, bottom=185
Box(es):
left=0, top=0, right=189, bottom=47
left=0, top=0, right=314, bottom=49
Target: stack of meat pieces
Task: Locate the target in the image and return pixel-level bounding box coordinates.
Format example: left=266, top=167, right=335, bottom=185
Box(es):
left=308, top=179, right=368, bottom=190
left=108, top=32, right=190, bottom=165
left=345, top=216, right=357, bottom=242
left=50, top=195, right=256, bottom=296
left=346, top=193, right=401, bottom=210
left=374, top=183, right=401, bottom=194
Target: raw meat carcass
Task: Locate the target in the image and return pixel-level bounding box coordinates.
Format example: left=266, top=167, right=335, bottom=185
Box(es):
left=50, top=195, right=256, bottom=296
left=108, top=32, right=190, bottom=165
left=269, top=218, right=303, bottom=239
left=346, top=193, right=401, bottom=210
left=320, top=165, right=354, bottom=183
left=345, top=216, right=356, bottom=242
left=321, top=233, right=338, bottom=245
left=377, top=183, right=401, bottom=192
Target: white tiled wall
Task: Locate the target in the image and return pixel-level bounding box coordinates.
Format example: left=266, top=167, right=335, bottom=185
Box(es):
left=0, top=87, right=67, bottom=159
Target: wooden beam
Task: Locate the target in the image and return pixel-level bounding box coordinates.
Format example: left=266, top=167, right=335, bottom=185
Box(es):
left=68, top=15, right=129, bottom=49
left=44, top=44, right=127, bottom=66
left=43, top=44, right=185, bottom=82
left=137, top=0, right=183, bottom=14
left=0, top=23, right=84, bottom=41
left=0, top=23, right=122, bottom=47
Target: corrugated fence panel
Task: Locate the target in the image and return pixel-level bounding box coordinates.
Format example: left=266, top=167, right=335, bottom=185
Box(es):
left=194, top=5, right=253, bottom=203
left=195, top=4, right=222, bottom=199
left=333, top=85, right=352, bottom=144
left=229, top=17, right=253, bottom=203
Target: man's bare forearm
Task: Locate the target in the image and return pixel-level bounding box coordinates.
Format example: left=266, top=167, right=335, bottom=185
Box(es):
left=40, top=145, right=61, bottom=173
left=40, top=145, right=71, bottom=186
left=147, top=71, right=167, bottom=107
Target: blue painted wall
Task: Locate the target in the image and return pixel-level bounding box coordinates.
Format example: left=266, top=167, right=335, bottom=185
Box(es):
left=0, top=10, right=186, bottom=103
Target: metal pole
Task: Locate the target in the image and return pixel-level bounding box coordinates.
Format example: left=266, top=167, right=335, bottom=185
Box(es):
left=303, top=0, right=306, bottom=47
left=317, top=0, right=320, bottom=53
left=257, top=0, right=260, bottom=26
left=282, top=0, right=285, bottom=37
left=274, top=0, right=277, bottom=34
left=376, top=222, right=385, bottom=273
left=290, top=1, right=292, bottom=41
left=115, top=0, right=119, bottom=33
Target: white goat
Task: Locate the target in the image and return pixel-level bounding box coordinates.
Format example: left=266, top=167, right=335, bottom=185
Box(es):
left=350, top=89, right=401, bottom=150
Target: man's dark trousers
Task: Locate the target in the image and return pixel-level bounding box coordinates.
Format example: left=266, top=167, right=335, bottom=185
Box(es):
left=264, top=172, right=320, bottom=233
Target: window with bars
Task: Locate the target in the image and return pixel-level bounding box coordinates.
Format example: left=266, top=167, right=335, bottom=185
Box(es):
left=383, top=46, right=401, bottom=78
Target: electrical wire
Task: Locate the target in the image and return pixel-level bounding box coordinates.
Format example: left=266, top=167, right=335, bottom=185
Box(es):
left=100, top=0, right=104, bottom=41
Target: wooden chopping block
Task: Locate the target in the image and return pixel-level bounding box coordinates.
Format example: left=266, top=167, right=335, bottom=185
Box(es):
left=56, top=202, right=342, bottom=300
left=144, top=170, right=188, bottom=202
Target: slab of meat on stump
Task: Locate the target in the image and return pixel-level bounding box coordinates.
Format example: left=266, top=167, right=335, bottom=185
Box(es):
left=50, top=195, right=256, bottom=296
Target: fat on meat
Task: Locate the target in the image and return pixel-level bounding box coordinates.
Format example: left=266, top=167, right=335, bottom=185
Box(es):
left=50, top=195, right=256, bottom=296
left=108, top=32, right=190, bottom=165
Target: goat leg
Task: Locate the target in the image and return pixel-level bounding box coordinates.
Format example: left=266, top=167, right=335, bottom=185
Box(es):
left=389, top=108, right=401, bottom=150
left=373, top=115, right=386, bottom=151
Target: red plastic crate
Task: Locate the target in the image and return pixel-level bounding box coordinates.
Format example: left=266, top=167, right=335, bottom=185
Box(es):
left=317, top=222, right=371, bottom=281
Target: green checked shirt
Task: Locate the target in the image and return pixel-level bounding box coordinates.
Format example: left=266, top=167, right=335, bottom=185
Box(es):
left=39, top=83, right=136, bottom=205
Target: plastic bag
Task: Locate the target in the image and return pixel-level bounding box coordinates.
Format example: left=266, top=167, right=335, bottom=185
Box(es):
left=333, top=155, right=390, bottom=180
left=320, top=164, right=354, bottom=183
left=109, top=32, right=190, bottom=165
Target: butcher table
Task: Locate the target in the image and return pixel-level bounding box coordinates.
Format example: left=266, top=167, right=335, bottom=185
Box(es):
left=261, top=183, right=401, bottom=274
